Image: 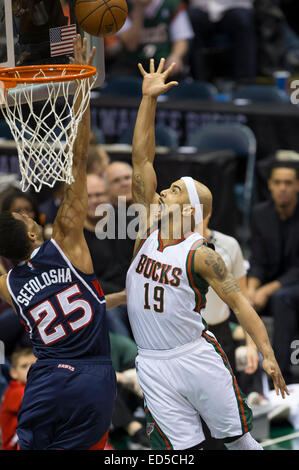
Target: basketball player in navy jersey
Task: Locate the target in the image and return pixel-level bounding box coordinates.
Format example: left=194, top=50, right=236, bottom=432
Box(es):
left=0, top=36, right=124, bottom=450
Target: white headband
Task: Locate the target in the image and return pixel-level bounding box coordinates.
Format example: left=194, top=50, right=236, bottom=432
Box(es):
left=181, top=176, right=203, bottom=226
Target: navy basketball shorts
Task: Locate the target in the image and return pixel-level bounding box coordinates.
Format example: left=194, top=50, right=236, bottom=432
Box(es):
left=16, top=357, right=116, bottom=450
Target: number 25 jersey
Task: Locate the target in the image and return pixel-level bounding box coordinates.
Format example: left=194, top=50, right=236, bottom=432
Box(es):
left=126, top=228, right=212, bottom=350
left=6, top=238, right=110, bottom=359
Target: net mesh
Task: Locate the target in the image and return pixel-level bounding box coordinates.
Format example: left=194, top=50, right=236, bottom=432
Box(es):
left=0, top=67, right=98, bottom=192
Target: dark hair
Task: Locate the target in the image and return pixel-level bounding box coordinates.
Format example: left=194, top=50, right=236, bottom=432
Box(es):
left=1, top=189, right=41, bottom=223
left=0, top=211, right=32, bottom=261
left=269, top=162, right=299, bottom=179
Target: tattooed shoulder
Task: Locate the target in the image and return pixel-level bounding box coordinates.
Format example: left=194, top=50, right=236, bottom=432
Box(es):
left=199, top=245, right=228, bottom=281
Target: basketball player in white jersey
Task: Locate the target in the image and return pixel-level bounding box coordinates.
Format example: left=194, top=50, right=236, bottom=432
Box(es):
left=126, top=58, right=289, bottom=451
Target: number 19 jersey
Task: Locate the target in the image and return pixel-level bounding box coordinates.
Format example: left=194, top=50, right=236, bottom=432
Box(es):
left=6, top=238, right=110, bottom=360
left=126, top=228, right=211, bottom=350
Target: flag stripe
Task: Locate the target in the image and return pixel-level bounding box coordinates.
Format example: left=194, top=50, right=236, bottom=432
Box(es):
left=50, top=24, right=77, bottom=57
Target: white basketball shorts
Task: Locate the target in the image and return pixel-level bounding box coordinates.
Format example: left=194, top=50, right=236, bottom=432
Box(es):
left=136, top=331, right=252, bottom=450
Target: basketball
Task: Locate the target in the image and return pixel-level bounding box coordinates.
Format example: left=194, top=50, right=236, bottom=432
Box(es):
left=75, top=0, right=128, bottom=37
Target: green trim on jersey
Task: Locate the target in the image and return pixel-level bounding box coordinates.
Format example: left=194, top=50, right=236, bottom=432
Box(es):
left=202, top=331, right=253, bottom=435
left=186, top=239, right=210, bottom=313
left=145, top=406, right=174, bottom=450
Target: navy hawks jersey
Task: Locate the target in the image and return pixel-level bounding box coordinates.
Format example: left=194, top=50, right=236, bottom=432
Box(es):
left=6, top=238, right=110, bottom=360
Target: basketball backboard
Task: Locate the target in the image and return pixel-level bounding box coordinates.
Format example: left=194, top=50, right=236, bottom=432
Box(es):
left=0, top=0, right=105, bottom=101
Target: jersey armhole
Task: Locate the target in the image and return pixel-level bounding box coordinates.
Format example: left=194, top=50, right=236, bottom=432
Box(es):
left=131, top=224, right=158, bottom=265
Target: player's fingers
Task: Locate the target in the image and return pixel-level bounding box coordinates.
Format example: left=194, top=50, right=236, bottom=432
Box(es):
left=279, top=377, right=290, bottom=398
left=272, top=376, right=280, bottom=396
left=150, top=58, right=155, bottom=74
left=82, top=36, right=88, bottom=59
left=163, top=81, right=178, bottom=93
left=73, top=35, right=80, bottom=61
left=157, top=58, right=165, bottom=74
left=273, top=373, right=287, bottom=398
left=88, top=46, right=97, bottom=66
left=138, top=63, right=146, bottom=76
left=163, top=62, right=176, bottom=79
left=0, top=81, right=8, bottom=105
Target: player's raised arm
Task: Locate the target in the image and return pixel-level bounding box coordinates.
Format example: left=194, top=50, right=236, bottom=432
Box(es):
left=132, top=58, right=178, bottom=212
left=195, top=244, right=290, bottom=399
left=52, top=35, right=95, bottom=269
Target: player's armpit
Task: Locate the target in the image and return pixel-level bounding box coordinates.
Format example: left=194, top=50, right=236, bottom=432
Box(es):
left=132, top=149, right=158, bottom=211
left=132, top=167, right=157, bottom=207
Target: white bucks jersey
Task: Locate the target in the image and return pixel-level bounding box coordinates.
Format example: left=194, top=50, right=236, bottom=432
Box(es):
left=126, top=228, right=211, bottom=350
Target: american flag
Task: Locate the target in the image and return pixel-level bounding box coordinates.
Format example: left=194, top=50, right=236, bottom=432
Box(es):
left=49, top=24, right=77, bottom=57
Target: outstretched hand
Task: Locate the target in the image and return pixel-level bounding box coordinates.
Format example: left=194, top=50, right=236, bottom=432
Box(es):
left=138, top=58, right=178, bottom=98
left=71, top=34, right=96, bottom=67
left=262, top=357, right=290, bottom=399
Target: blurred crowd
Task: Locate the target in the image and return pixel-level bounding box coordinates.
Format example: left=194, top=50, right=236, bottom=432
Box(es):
left=1, top=0, right=299, bottom=451
left=104, top=0, right=299, bottom=85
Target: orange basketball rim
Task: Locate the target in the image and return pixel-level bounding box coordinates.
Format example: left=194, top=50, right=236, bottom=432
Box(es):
left=0, top=64, right=98, bottom=88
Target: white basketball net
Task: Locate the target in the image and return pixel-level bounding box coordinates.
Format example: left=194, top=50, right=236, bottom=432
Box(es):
left=0, top=68, right=98, bottom=192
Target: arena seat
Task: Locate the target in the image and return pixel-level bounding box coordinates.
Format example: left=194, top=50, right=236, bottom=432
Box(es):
left=187, top=122, right=257, bottom=243
left=166, top=80, right=218, bottom=101
left=118, top=124, right=179, bottom=149
left=233, top=84, right=289, bottom=103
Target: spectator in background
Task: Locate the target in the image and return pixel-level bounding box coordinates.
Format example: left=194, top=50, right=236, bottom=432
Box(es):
left=105, top=161, right=134, bottom=208
left=0, top=348, right=36, bottom=450
left=87, top=144, right=110, bottom=178
left=248, top=163, right=299, bottom=384
left=39, top=181, right=64, bottom=228
left=99, top=162, right=136, bottom=337
left=105, top=0, right=194, bottom=79
left=83, top=173, right=113, bottom=291
left=188, top=0, right=257, bottom=81
left=83, top=171, right=133, bottom=337
left=1, top=188, right=41, bottom=225
left=39, top=131, right=110, bottom=238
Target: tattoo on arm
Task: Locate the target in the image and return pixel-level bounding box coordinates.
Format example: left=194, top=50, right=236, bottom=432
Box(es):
left=221, top=274, right=241, bottom=295
left=200, top=246, right=241, bottom=296
left=202, top=246, right=227, bottom=280
left=133, top=173, right=147, bottom=205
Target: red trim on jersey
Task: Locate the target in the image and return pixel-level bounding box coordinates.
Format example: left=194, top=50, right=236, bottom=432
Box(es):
left=92, top=280, right=105, bottom=298
left=157, top=230, right=193, bottom=252
left=89, top=429, right=109, bottom=450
